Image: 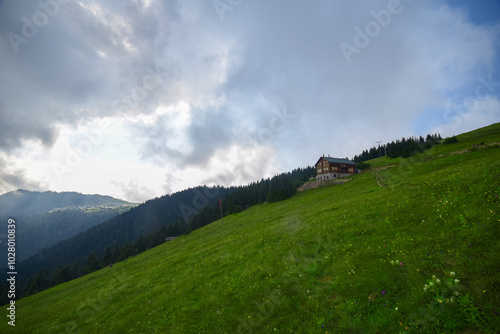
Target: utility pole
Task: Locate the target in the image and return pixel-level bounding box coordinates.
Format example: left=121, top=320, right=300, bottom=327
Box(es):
left=219, top=197, right=224, bottom=225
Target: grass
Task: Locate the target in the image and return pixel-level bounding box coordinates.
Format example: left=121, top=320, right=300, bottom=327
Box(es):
left=3, top=123, right=500, bottom=333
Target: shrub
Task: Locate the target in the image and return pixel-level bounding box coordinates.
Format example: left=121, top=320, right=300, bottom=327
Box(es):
left=443, top=136, right=458, bottom=145
left=356, top=162, right=371, bottom=170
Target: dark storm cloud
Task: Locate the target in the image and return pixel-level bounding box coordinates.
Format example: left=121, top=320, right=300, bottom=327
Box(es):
left=0, top=156, right=45, bottom=194
left=0, top=103, right=57, bottom=150
left=0, top=0, right=178, bottom=151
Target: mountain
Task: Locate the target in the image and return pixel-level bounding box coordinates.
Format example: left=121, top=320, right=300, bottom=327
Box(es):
left=9, top=167, right=314, bottom=300
left=0, top=189, right=132, bottom=217
left=3, top=123, right=498, bottom=333
left=0, top=190, right=136, bottom=263
left=13, top=186, right=236, bottom=288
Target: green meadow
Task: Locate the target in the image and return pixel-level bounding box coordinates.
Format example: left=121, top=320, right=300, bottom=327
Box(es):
left=3, top=123, right=499, bottom=333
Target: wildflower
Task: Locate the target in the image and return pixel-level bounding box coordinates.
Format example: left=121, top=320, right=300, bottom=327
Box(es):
left=454, top=279, right=460, bottom=284
left=454, top=291, right=460, bottom=296
left=436, top=279, right=440, bottom=284
left=429, top=282, right=434, bottom=287
left=395, top=307, right=399, bottom=311
left=450, top=271, right=456, bottom=277
left=382, top=290, right=386, bottom=295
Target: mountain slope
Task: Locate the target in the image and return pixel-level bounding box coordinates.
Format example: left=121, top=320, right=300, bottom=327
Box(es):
left=13, top=186, right=235, bottom=289
left=11, top=207, right=135, bottom=261
left=0, top=190, right=136, bottom=264
left=0, top=190, right=132, bottom=217
left=3, top=123, right=499, bottom=333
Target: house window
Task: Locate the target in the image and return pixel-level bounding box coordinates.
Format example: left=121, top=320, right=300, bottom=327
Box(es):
left=334, top=174, right=336, bottom=177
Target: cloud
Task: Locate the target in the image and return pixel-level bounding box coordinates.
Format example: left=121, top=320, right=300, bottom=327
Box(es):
left=0, top=154, right=46, bottom=194
left=0, top=0, right=499, bottom=201
left=0, top=0, right=179, bottom=152
left=429, top=95, right=500, bottom=137
left=111, top=178, right=156, bottom=204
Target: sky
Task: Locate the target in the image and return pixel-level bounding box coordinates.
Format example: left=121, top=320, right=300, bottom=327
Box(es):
left=0, top=0, right=499, bottom=203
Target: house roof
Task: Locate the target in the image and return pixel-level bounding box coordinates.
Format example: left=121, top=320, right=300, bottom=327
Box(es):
left=315, top=156, right=356, bottom=166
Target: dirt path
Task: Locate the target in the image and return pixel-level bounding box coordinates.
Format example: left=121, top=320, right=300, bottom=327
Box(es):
left=375, top=170, right=386, bottom=188
left=371, top=165, right=396, bottom=188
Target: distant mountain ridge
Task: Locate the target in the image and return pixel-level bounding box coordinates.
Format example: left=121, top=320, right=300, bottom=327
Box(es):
left=14, top=185, right=235, bottom=290
left=0, top=190, right=136, bottom=264
left=0, top=189, right=134, bottom=217
left=11, top=168, right=314, bottom=298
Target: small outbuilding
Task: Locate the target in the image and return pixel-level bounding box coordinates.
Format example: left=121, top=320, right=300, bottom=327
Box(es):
left=315, top=156, right=356, bottom=181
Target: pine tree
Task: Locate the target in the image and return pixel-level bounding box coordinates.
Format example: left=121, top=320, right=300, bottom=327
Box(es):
left=85, top=252, right=102, bottom=273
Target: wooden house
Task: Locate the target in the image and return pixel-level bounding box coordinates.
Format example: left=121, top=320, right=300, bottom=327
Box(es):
left=315, top=156, right=356, bottom=181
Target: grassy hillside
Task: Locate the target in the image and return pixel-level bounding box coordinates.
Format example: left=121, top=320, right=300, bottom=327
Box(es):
left=4, top=123, right=499, bottom=333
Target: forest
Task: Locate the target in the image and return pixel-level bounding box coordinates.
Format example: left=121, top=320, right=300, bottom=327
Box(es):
left=0, top=167, right=315, bottom=304
left=0, top=208, right=134, bottom=263
left=353, top=133, right=442, bottom=164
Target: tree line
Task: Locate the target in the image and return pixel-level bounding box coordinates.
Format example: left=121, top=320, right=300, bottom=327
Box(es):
left=353, top=134, right=442, bottom=163
left=190, top=167, right=314, bottom=231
